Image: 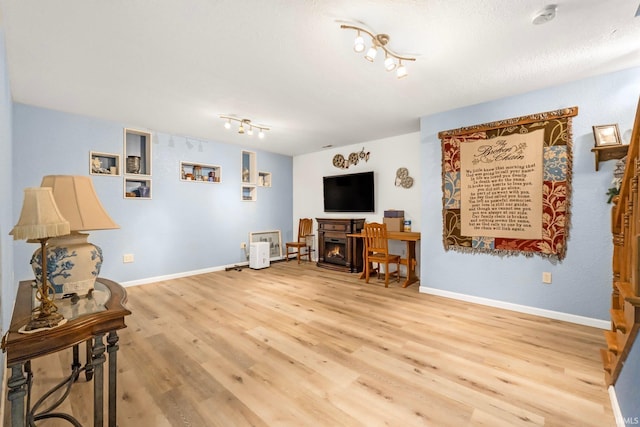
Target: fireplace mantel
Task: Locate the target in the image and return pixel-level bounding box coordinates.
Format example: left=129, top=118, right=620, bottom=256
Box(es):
left=316, top=218, right=365, bottom=273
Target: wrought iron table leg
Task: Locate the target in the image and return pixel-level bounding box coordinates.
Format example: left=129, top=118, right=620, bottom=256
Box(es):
left=85, top=338, right=94, bottom=381
left=7, top=363, right=27, bottom=427
left=92, top=333, right=106, bottom=426
left=72, top=344, right=81, bottom=378
left=107, top=331, right=119, bottom=427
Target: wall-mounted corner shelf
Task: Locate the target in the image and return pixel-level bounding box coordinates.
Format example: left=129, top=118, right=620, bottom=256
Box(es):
left=591, top=144, right=629, bottom=171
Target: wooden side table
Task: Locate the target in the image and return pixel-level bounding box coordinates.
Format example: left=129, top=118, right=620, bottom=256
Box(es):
left=2, top=278, right=131, bottom=426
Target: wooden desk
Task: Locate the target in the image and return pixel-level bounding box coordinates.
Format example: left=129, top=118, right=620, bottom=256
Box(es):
left=1, top=278, right=131, bottom=427
left=348, top=231, right=421, bottom=287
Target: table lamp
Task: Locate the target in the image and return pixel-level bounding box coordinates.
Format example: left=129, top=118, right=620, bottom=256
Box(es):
left=35, top=175, right=119, bottom=296
left=10, top=187, right=70, bottom=330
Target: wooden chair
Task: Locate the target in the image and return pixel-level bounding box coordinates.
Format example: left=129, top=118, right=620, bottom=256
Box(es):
left=286, top=218, right=313, bottom=263
left=363, top=222, right=401, bottom=287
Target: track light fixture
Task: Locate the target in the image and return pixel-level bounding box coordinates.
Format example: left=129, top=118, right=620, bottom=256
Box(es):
left=219, top=115, right=269, bottom=138
left=340, top=23, right=416, bottom=78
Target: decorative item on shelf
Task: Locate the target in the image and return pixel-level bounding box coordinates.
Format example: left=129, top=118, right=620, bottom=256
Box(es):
left=339, top=21, right=416, bottom=78
left=193, top=165, right=202, bottom=181
left=136, top=183, right=150, bottom=198
left=91, top=157, right=110, bottom=174
left=242, top=168, right=250, bottom=182
left=590, top=124, right=628, bottom=171
left=181, top=165, right=186, bottom=180
left=126, top=155, right=141, bottom=174
left=593, top=124, right=622, bottom=147
left=37, top=175, right=119, bottom=297
left=332, top=147, right=370, bottom=169
left=208, top=171, right=215, bottom=182
left=9, top=187, right=71, bottom=331
left=219, top=115, right=269, bottom=139
left=395, top=167, right=414, bottom=188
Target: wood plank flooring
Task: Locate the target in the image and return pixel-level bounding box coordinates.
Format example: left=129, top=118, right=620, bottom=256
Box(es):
left=6, top=262, right=615, bottom=426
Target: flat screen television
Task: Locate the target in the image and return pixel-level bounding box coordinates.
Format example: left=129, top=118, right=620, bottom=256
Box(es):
left=323, top=171, right=375, bottom=212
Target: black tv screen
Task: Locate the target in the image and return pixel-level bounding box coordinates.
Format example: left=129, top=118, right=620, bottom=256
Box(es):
left=323, top=171, right=375, bottom=212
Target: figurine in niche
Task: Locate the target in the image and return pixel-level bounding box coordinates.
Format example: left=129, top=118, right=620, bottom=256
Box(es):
left=208, top=171, right=215, bottom=182
left=135, top=183, right=150, bottom=198
left=242, top=168, right=250, bottom=182
left=193, top=165, right=203, bottom=181
left=91, top=157, right=110, bottom=174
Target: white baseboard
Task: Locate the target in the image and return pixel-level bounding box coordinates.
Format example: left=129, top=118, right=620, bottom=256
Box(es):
left=609, top=386, right=625, bottom=427
left=419, top=286, right=610, bottom=329
left=120, top=262, right=249, bottom=287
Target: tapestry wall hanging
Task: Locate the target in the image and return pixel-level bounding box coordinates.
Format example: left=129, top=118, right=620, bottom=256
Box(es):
left=438, top=107, right=578, bottom=261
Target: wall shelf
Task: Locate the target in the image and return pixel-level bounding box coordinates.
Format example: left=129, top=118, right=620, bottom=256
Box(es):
left=124, top=178, right=152, bottom=199
left=591, top=144, right=629, bottom=171
left=258, top=171, right=272, bottom=187
left=124, top=128, right=152, bottom=176
left=180, top=161, right=221, bottom=183
left=241, top=150, right=257, bottom=184
left=242, top=185, right=257, bottom=201
left=90, top=151, right=120, bottom=176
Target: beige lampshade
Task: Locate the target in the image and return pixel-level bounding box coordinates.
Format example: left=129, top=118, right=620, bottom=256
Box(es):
left=10, top=187, right=71, bottom=240
left=40, top=175, right=119, bottom=231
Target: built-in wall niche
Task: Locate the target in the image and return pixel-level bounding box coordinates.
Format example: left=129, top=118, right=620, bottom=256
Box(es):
left=124, top=128, right=152, bottom=176
left=242, top=185, right=257, bottom=202
left=124, top=178, right=152, bottom=199
left=90, top=151, right=120, bottom=176
left=180, top=161, right=221, bottom=183
left=258, top=171, right=272, bottom=187
left=241, top=150, right=257, bottom=184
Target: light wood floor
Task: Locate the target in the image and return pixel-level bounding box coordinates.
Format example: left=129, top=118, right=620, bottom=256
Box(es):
left=7, top=262, right=615, bottom=426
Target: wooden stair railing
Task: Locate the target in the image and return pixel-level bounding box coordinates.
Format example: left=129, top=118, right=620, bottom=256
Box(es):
left=601, top=98, right=640, bottom=385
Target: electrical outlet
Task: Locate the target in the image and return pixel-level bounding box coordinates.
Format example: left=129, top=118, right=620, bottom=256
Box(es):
left=123, top=254, right=134, bottom=263
left=542, top=272, right=552, bottom=284
left=240, top=242, right=246, bottom=249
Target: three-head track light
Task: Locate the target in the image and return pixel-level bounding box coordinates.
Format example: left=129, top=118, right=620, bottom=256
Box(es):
left=220, top=116, right=268, bottom=139
left=341, top=24, right=415, bottom=79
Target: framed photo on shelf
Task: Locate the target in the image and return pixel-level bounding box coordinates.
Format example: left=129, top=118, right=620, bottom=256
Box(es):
left=592, top=124, right=622, bottom=147
left=249, top=230, right=283, bottom=260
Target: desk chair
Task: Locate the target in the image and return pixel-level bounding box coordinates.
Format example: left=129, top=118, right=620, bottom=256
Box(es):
left=286, top=218, right=313, bottom=263
left=363, top=222, right=401, bottom=287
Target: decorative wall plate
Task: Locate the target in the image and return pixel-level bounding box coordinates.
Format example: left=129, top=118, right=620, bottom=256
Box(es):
left=395, top=167, right=414, bottom=188
left=332, top=147, right=370, bottom=169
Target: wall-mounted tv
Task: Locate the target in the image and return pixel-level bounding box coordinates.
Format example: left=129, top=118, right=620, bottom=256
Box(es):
left=323, top=171, right=375, bottom=213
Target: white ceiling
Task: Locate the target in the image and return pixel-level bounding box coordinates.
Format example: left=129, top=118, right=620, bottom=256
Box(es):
left=2, top=0, right=640, bottom=157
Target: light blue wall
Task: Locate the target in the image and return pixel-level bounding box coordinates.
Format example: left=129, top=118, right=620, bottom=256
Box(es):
left=0, top=18, right=14, bottom=378
left=420, top=66, right=640, bottom=420
left=420, top=66, right=640, bottom=320
left=616, top=339, right=640, bottom=423
left=12, top=104, right=293, bottom=284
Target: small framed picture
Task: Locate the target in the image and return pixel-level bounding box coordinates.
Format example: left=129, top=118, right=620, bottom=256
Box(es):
left=249, top=230, right=283, bottom=261
left=592, top=124, right=622, bottom=147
